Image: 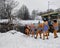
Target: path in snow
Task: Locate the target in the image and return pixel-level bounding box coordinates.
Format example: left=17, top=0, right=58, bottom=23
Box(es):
left=0, top=30, right=60, bottom=48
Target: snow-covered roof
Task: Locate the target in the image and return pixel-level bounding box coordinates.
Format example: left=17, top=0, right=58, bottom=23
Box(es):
left=0, top=19, right=9, bottom=23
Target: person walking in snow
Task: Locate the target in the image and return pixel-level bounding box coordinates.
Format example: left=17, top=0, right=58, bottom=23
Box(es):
left=53, top=19, right=59, bottom=38
left=30, top=24, right=35, bottom=37
left=35, top=20, right=44, bottom=39
left=43, top=20, right=49, bottom=40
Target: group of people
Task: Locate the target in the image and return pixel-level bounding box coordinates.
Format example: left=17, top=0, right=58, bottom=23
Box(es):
left=24, top=19, right=59, bottom=40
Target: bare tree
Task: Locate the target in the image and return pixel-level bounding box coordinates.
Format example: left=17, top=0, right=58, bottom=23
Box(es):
left=5, top=0, right=19, bottom=20
left=0, top=0, right=6, bottom=19
left=0, top=0, right=19, bottom=20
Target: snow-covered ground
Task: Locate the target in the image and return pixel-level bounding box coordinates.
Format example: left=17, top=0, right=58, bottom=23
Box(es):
left=0, top=19, right=9, bottom=23
left=0, top=30, right=60, bottom=48
left=12, top=18, right=39, bottom=26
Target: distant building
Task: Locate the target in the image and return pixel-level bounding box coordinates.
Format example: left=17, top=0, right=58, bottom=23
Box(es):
left=40, top=12, right=60, bottom=24
left=41, top=12, right=59, bottom=20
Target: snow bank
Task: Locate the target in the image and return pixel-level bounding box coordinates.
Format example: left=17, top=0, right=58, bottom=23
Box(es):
left=6, top=30, right=24, bottom=35
left=0, top=30, right=60, bottom=48
left=12, top=18, right=39, bottom=26
left=20, top=20, right=39, bottom=25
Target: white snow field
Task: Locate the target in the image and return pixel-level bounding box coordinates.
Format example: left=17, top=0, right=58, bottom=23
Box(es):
left=0, top=30, right=60, bottom=48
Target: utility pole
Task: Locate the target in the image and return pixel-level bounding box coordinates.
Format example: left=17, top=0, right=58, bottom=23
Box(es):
left=48, top=1, right=49, bottom=12
left=48, top=1, right=51, bottom=20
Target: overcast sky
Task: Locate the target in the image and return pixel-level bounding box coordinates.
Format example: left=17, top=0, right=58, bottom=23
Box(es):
left=12, top=0, right=60, bottom=14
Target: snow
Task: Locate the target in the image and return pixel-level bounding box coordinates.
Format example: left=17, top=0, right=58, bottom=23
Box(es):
left=0, top=19, right=9, bottom=23
left=0, top=17, right=42, bottom=26
left=12, top=16, right=44, bottom=26
left=20, top=20, right=39, bottom=25
left=12, top=18, right=39, bottom=26
left=0, top=30, right=60, bottom=48
left=35, top=16, right=42, bottom=20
